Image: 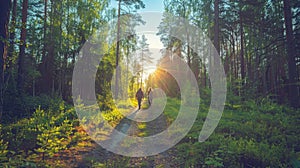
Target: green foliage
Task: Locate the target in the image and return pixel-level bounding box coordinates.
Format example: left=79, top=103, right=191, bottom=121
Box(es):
left=148, top=69, right=180, bottom=98
left=2, top=102, right=77, bottom=167
left=172, top=93, right=299, bottom=167
left=102, top=108, right=124, bottom=127
left=0, top=125, right=8, bottom=164
left=3, top=94, right=65, bottom=122
left=3, top=118, right=37, bottom=154
left=204, top=149, right=225, bottom=167
left=24, top=94, right=66, bottom=114
left=97, top=94, right=115, bottom=111
left=162, top=98, right=180, bottom=124
left=1, top=119, right=39, bottom=167
left=31, top=106, right=74, bottom=159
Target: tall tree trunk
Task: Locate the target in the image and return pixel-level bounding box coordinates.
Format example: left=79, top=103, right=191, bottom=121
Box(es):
left=115, top=0, right=121, bottom=99
left=41, top=0, right=55, bottom=94
left=283, top=0, right=299, bottom=108
left=8, top=0, right=17, bottom=61
left=140, top=51, right=143, bottom=88
left=213, top=0, right=220, bottom=55
left=187, top=32, right=191, bottom=67
left=5, top=0, right=17, bottom=95
left=0, top=0, right=11, bottom=120
left=212, top=0, right=221, bottom=90
left=239, top=11, right=245, bottom=83
left=57, top=0, right=63, bottom=97
left=42, top=0, right=47, bottom=60
left=17, top=0, right=29, bottom=94
left=231, top=31, right=237, bottom=80
left=234, top=33, right=238, bottom=79
left=62, top=0, right=69, bottom=100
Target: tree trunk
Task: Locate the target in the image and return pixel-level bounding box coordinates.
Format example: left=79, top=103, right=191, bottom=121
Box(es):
left=234, top=33, right=238, bottom=79
left=0, top=0, right=11, bottom=120
left=115, top=0, right=121, bottom=99
left=17, top=0, right=29, bottom=94
left=42, top=0, right=47, bottom=60
left=41, top=0, right=55, bottom=94
left=239, top=11, right=245, bottom=83
left=283, top=0, right=299, bottom=108
left=213, top=0, right=220, bottom=55
left=8, top=0, right=17, bottom=61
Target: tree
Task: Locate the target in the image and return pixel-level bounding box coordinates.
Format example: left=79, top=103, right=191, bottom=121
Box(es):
left=239, top=1, right=245, bottom=83
left=137, top=34, right=152, bottom=87
left=0, top=0, right=11, bottom=119
left=114, top=0, right=145, bottom=99
left=8, top=0, right=17, bottom=64
left=214, top=0, right=220, bottom=54
left=157, top=0, right=298, bottom=105
left=115, top=0, right=122, bottom=99
left=17, top=0, right=29, bottom=94
left=283, top=0, right=299, bottom=108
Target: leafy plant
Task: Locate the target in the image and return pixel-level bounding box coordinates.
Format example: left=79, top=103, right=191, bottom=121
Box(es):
left=0, top=125, right=8, bottom=164
left=204, top=149, right=224, bottom=168
left=30, top=106, right=74, bottom=160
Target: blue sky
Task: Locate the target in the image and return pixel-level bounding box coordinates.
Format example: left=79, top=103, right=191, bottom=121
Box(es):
left=110, top=0, right=164, bottom=12
left=140, top=0, right=164, bottom=12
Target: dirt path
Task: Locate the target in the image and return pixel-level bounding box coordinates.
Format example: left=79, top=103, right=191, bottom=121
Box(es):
left=102, top=101, right=177, bottom=167
left=48, top=101, right=178, bottom=167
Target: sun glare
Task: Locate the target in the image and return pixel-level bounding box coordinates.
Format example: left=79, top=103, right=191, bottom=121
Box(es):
left=143, top=66, right=157, bottom=80
left=146, top=67, right=157, bottom=75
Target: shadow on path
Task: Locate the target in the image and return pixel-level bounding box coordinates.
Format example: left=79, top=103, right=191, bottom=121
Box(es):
left=74, top=101, right=176, bottom=167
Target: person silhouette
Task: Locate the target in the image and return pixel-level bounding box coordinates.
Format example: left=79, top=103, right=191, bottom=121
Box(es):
left=147, top=87, right=153, bottom=106
left=135, top=88, right=144, bottom=110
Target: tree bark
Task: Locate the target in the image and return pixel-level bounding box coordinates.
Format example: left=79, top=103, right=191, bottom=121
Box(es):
left=42, top=0, right=47, bottom=63
left=283, top=0, right=299, bottom=108
left=41, top=0, right=55, bottom=94
left=214, top=0, right=220, bottom=55
left=115, top=0, right=121, bottom=99
left=8, top=0, right=17, bottom=60
left=0, top=0, right=11, bottom=120
left=17, top=0, right=29, bottom=94
left=239, top=10, right=245, bottom=83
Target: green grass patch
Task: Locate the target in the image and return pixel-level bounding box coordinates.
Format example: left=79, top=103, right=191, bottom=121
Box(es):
left=162, top=98, right=180, bottom=124
left=173, top=96, right=300, bottom=167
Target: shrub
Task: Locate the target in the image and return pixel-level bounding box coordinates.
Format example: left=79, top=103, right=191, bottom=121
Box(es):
left=0, top=125, right=8, bottom=164
left=31, top=106, right=74, bottom=160
left=3, top=118, right=37, bottom=155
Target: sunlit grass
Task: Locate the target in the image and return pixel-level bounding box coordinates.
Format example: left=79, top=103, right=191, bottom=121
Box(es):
left=162, top=98, right=180, bottom=124
left=137, top=123, right=146, bottom=130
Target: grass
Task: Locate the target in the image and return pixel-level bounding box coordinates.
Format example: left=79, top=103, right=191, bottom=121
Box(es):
left=162, top=98, right=180, bottom=124
left=141, top=95, right=300, bottom=167
left=175, top=98, right=299, bottom=167
left=1, top=95, right=299, bottom=167
left=137, top=123, right=148, bottom=137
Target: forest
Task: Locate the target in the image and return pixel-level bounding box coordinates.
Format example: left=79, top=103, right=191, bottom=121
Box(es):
left=0, top=0, right=299, bottom=167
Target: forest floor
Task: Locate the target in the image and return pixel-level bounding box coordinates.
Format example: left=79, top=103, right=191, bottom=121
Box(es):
left=29, top=97, right=300, bottom=167
left=3, top=97, right=299, bottom=167
left=47, top=101, right=178, bottom=167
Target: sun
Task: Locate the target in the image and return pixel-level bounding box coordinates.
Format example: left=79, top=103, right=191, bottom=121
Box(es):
left=146, top=66, right=157, bottom=75
left=143, top=66, right=157, bottom=79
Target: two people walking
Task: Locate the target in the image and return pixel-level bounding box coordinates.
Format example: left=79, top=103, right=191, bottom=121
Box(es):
left=135, top=87, right=153, bottom=110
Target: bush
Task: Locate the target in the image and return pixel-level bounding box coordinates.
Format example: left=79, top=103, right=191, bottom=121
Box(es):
left=0, top=125, right=8, bottom=164
left=3, top=93, right=65, bottom=123
left=31, top=106, right=74, bottom=160
left=2, top=102, right=77, bottom=166
left=3, top=118, right=37, bottom=155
